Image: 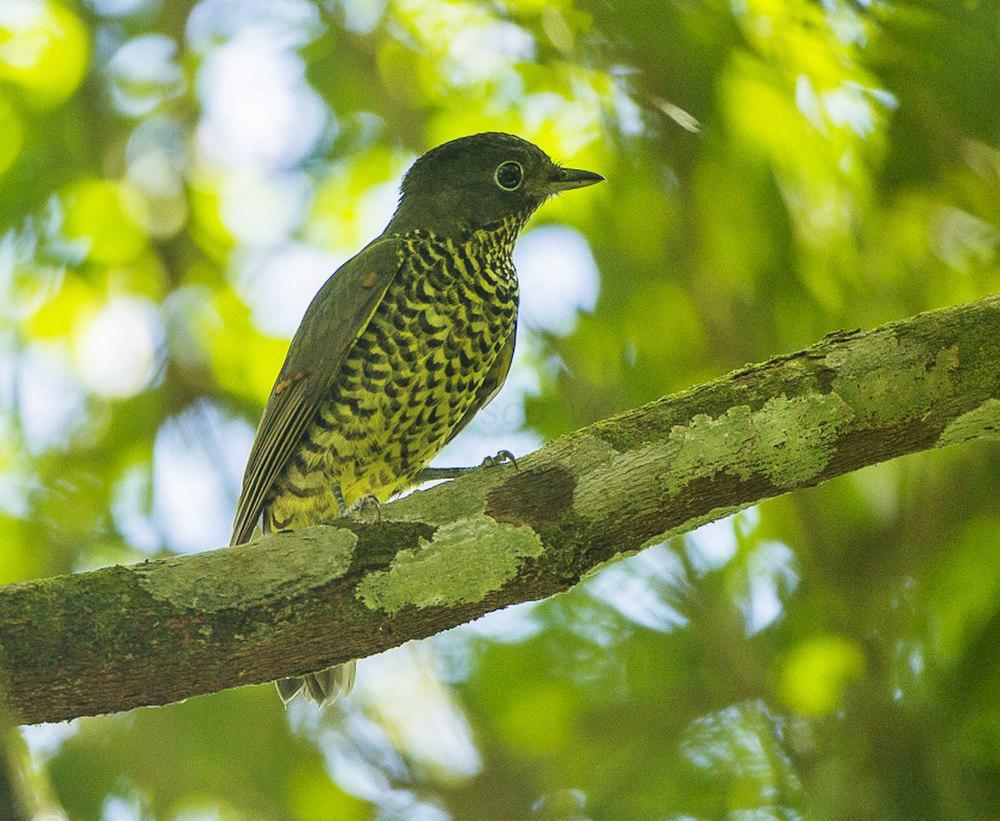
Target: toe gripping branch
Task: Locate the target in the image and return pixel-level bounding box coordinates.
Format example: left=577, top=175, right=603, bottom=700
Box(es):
left=415, top=450, right=519, bottom=482
left=335, top=486, right=382, bottom=521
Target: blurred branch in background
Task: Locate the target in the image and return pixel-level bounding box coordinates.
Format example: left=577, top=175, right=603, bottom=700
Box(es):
left=2, top=295, right=997, bottom=727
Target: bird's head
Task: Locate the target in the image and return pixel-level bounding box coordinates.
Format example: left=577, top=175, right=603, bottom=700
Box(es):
left=389, top=132, right=603, bottom=236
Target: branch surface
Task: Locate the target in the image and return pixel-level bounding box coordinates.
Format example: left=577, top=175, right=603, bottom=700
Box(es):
left=2, top=297, right=998, bottom=725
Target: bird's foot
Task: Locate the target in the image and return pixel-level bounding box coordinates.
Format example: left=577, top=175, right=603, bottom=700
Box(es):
left=479, top=449, right=519, bottom=471
left=344, top=494, right=382, bottom=522
left=415, top=450, right=519, bottom=483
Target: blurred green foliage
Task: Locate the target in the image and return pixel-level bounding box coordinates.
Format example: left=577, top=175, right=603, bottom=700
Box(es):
left=1, top=0, right=998, bottom=817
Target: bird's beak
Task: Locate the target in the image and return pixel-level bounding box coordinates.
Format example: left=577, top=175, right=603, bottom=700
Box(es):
left=546, top=166, right=605, bottom=193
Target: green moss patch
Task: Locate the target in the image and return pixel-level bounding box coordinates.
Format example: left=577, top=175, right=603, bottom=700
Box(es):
left=356, top=515, right=543, bottom=613
left=135, top=526, right=358, bottom=611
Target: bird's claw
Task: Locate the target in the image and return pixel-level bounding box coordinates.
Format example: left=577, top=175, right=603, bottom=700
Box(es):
left=480, top=449, right=519, bottom=471
left=346, top=494, right=382, bottom=522
left=413, top=451, right=520, bottom=483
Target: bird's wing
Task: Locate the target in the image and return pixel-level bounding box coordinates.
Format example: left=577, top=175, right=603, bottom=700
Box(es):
left=230, top=236, right=404, bottom=545
left=441, top=323, right=517, bottom=449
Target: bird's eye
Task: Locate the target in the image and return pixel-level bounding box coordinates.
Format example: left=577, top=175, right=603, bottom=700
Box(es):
left=494, top=161, right=523, bottom=191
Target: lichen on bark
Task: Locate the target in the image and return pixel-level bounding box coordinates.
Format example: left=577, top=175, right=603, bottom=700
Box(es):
left=661, top=392, right=855, bottom=492
left=937, top=398, right=1000, bottom=448
left=356, top=515, right=544, bottom=613
left=826, top=335, right=959, bottom=423
left=137, top=526, right=358, bottom=610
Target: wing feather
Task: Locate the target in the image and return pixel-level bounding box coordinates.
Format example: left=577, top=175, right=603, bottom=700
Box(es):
left=230, top=380, right=316, bottom=545
left=230, top=237, right=404, bottom=545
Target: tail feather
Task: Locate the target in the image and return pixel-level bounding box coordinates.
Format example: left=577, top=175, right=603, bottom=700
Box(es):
left=275, top=660, right=357, bottom=707
left=275, top=677, right=303, bottom=704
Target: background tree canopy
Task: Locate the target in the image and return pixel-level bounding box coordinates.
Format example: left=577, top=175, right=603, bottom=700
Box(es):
left=0, top=0, right=997, bottom=817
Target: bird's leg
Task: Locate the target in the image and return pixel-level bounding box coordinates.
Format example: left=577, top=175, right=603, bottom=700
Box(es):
left=335, top=484, right=381, bottom=521
left=333, top=485, right=348, bottom=517
left=480, top=449, right=519, bottom=470
left=415, top=450, right=519, bottom=482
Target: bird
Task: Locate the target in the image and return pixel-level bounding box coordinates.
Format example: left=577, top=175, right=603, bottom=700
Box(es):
left=230, top=132, right=603, bottom=707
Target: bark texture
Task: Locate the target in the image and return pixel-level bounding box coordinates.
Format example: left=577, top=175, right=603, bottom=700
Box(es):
left=1, top=296, right=998, bottom=726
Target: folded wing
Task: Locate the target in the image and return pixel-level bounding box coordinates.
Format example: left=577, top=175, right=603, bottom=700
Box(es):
left=230, top=237, right=404, bottom=545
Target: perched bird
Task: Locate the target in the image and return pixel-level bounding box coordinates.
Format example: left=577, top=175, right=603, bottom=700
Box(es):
left=231, top=132, right=603, bottom=706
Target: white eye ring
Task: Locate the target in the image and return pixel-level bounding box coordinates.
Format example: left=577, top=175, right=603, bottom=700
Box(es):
left=494, top=161, right=524, bottom=191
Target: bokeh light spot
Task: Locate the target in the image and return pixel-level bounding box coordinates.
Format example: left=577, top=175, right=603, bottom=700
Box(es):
left=779, top=636, right=865, bottom=716
left=106, top=34, right=185, bottom=117
left=63, top=178, right=148, bottom=265
left=514, top=225, right=599, bottom=335
left=73, top=296, right=161, bottom=398
left=0, top=0, right=90, bottom=106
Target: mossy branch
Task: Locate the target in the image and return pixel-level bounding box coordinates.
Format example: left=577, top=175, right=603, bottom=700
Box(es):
left=2, top=297, right=998, bottom=726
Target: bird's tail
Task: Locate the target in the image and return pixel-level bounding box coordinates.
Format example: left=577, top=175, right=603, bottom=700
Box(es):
left=275, top=660, right=357, bottom=707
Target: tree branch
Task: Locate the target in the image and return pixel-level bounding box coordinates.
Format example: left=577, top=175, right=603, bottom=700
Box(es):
left=2, top=297, right=998, bottom=726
